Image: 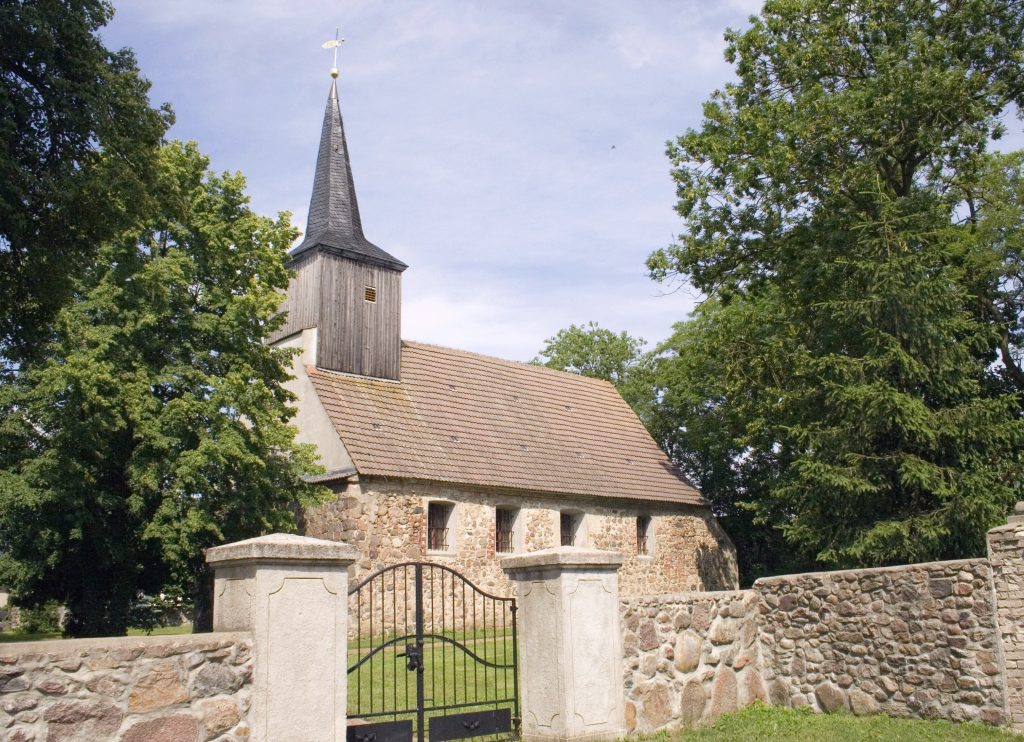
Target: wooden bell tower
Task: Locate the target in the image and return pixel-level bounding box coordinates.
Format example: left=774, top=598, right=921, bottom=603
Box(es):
left=269, top=74, right=407, bottom=380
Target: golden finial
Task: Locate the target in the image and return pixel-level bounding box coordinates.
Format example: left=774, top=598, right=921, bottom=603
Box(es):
left=321, top=28, right=344, bottom=78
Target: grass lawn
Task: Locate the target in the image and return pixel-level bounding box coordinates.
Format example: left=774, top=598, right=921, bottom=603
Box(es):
left=348, top=629, right=516, bottom=717
left=657, top=704, right=1024, bottom=741
left=0, top=623, right=193, bottom=643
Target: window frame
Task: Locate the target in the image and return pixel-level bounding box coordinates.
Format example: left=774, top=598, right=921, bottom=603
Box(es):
left=427, top=501, right=455, bottom=553
left=636, top=515, right=653, bottom=557
left=560, top=510, right=586, bottom=547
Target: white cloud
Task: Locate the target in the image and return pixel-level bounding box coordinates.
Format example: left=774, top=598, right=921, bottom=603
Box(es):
left=100, top=1, right=788, bottom=362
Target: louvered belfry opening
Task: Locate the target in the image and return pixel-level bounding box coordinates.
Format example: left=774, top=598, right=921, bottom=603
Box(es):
left=270, top=76, right=408, bottom=380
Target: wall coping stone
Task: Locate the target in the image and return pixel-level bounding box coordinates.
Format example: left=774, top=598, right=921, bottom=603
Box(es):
left=622, top=589, right=756, bottom=605
left=501, top=546, right=624, bottom=572
left=0, top=630, right=251, bottom=656
left=753, top=556, right=988, bottom=586
left=205, top=532, right=358, bottom=566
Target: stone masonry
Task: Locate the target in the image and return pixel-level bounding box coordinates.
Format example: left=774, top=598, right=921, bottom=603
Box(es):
left=0, top=633, right=252, bottom=741
left=620, top=510, right=1024, bottom=734
left=302, top=475, right=738, bottom=598
left=622, top=591, right=764, bottom=733
left=757, top=559, right=1003, bottom=725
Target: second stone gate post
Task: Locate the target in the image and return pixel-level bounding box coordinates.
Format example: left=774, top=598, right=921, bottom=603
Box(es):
left=502, top=547, right=626, bottom=742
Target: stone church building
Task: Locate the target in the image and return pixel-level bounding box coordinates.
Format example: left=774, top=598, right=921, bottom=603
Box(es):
left=272, top=74, right=738, bottom=596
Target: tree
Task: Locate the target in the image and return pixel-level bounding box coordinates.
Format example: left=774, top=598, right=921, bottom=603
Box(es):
left=646, top=300, right=816, bottom=584
left=0, top=0, right=170, bottom=368
left=533, top=322, right=654, bottom=413
left=647, top=0, right=1024, bottom=568
left=0, top=142, right=325, bottom=637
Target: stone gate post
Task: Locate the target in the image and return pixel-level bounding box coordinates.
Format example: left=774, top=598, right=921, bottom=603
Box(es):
left=989, top=502, right=1024, bottom=732
left=206, top=533, right=357, bottom=742
left=501, top=548, right=625, bottom=742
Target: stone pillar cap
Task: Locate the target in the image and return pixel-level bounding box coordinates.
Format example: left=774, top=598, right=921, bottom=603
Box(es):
left=205, top=533, right=358, bottom=566
left=500, top=546, right=624, bottom=572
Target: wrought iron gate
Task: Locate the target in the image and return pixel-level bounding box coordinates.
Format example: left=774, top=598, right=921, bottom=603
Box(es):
left=347, top=563, right=519, bottom=742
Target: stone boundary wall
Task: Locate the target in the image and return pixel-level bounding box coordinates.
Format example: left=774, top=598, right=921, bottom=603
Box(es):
left=621, top=590, right=765, bottom=733
left=756, top=558, right=1004, bottom=725
left=622, top=529, right=1024, bottom=733
left=0, top=632, right=252, bottom=741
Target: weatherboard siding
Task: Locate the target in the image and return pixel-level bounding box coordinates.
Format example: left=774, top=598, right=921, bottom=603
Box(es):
left=317, top=253, right=401, bottom=380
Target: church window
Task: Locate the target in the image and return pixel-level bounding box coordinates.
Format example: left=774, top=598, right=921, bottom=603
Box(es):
left=496, top=507, right=517, bottom=553
left=637, top=515, right=652, bottom=556
left=427, top=502, right=453, bottom=551
left=364, top=285, right=377, bottom=302
left=560, top=511, right=584, bottom=547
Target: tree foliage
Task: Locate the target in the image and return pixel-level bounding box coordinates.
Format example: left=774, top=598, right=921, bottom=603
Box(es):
left=0, top=143, right=325, bottom=637
left=533, top=322, right=654, bottom=414
left=647, top=0, right=1024, bottom=569
left=0, top=0, right=170, bottom=367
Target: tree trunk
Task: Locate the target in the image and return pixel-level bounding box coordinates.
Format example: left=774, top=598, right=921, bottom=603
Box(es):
left=192, top=563, right=214, bottom=633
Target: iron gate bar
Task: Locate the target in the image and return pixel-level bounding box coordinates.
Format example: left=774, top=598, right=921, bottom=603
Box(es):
left=347, top=561, right=519, bottom=742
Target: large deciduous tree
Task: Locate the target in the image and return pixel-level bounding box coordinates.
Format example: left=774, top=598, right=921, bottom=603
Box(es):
left=533, top=322, right=654, bottom=413
left=648, top=0, right=1024, bottom=568
left=0, top=143, right=325, bottom=637
left=0, top=0, right=170, bottom=367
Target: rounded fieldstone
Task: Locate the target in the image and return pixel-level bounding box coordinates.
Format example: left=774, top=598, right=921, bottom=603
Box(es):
left=129, top=664, right=188, bottom=712
left=640, top=682, right=673, bottom=728
left=624, top=701, right=637, bottom=731
left=198, top=698, right=241, bottom=738
left=637, top=620, right=659, bottom=652
left=121, top=714, right=199, bottom=742
left=848, top=688, right=879, bottom=716
left=709, top=667, right=738, bottom=718
left=708, top=618, right=738, bottom=645
left=43, top=701, right=122, bottom=741
left=814, top=682, right=848, bottom=713
left=191, top=662, right=242, bottom=698
left=674, top=631, right=702, bottom=673
left=680, top=679, right=707, bottom=725
left=738, top=668, right=767, bottom=707
left=769, top=679, right=791, bottom=707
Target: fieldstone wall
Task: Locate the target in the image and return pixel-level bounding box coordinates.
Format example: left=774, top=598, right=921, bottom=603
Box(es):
left=621, top=590, right=765, bottom=733
left=302, top=475, right=738, bottom=598
left=621, top=545, right=1024, bottom=733
left=756, top=559, right=1004, bottom=725
left=988, top=514, right=1024, bottom=730
left=0, top=632, right=252, bottom=741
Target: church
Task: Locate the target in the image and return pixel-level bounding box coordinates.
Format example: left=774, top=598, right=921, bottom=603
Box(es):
left=271, top=71, right=738, bottom=596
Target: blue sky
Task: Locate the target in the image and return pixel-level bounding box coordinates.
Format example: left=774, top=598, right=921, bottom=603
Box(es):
left=102, top=1, right=1024, bottom=363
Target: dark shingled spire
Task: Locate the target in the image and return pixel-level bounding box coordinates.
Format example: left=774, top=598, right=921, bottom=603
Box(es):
left=290, top=79, right=407, bottom=272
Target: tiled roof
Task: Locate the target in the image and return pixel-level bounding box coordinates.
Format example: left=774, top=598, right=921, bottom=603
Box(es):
left=307, top=341, right=705, bottom=506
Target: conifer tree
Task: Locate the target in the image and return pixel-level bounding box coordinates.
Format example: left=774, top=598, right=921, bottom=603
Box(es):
left=647, top=0, right=1024, bottom=567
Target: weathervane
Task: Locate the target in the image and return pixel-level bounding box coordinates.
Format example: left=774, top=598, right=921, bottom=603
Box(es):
left=322, top=28, right=344, bottom=79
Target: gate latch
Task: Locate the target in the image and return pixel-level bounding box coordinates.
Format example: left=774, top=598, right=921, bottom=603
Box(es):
left=398, top=644, right=422, bottom=671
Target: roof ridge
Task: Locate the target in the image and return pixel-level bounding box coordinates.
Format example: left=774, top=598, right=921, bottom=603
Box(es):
left=400, top=339, right=615, bottom=388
